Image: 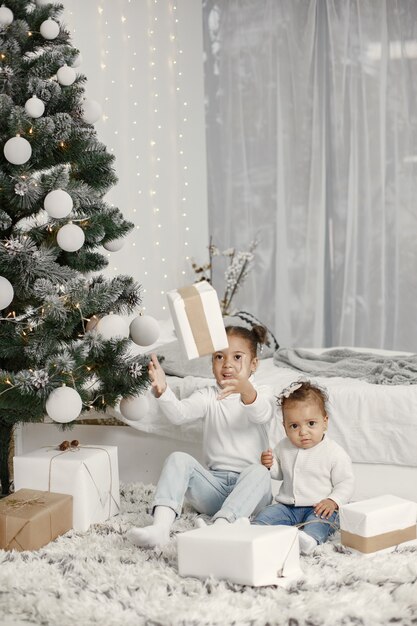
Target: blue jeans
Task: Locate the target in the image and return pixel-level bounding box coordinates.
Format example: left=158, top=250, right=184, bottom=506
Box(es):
left=153, top=451, right=272, bottom=522
left=252, top=502, right=339, bottom=544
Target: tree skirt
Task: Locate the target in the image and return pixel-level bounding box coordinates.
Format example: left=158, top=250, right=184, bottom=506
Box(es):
left=1, top=483, right=417, bottom=626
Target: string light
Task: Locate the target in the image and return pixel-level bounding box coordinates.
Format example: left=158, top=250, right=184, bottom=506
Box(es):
left=62, top=0, right=202, bottom=317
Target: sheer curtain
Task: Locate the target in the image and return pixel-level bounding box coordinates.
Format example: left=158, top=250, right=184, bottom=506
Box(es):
left=203, top=0, right=417, bottom=351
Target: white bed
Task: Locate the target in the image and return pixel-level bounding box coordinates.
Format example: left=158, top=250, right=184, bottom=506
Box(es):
left=15, top=322, right=417, bottom=503
left=117, top=354, right=417, bottom=469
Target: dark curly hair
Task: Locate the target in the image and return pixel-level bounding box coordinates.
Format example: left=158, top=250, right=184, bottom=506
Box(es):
left=225, top=324, right=267, bottom=359
left=278, top=380, right=329, bottom=417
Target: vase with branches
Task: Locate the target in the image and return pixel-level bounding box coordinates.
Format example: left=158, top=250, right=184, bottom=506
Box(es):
left=191, top=237, right=258, bottom=316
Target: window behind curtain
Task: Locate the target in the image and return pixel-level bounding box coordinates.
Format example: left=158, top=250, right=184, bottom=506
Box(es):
left=203, top=0, right=417, bottom=351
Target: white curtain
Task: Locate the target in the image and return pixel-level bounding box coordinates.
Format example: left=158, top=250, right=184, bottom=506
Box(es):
left=203, top=0, right=417, bottom=351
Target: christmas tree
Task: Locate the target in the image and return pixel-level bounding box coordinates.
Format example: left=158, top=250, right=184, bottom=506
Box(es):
left=0, top=0, right=152, bottom=494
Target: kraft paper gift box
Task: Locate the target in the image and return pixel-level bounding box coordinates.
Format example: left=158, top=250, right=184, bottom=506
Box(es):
left=340, top=494, right=417, bottom=554
left=0, top=488, right=72, bottom=551
left=177, top=524, right=302, bottom=587
left=167, top=282, right=228, bottom=359
left=13, top=445, right=120, bottom=532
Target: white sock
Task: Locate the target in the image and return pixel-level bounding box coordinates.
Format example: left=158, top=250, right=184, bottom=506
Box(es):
left=126, top=506, right=176, bottom=548
left=195, top=517, right=207, bottom=528
left=213, top=517, right=229, bottom=525
left=234, top=517, right=250, bottom=526
left=298, top=530, right=318, bottom=555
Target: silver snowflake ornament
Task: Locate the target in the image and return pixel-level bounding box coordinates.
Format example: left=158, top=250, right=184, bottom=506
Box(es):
left=14, top=181, right=29, bottom=196
left=29, top=369, right=50, bottom=389
left=129, top=362, right=143, bottom=379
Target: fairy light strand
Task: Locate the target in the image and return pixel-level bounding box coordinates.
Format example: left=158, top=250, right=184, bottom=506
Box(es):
left=64, top=0, right=199, bottom=316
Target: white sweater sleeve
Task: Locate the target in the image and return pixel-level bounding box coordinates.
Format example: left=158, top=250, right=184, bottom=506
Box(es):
left=156, top=385, right=209, bottom=425
left=269, top=455, right=283, bottom=481
left=328, top=447, right=355, bottom=507
left=268, top=442, right=284, bottom=480
left=241, top=384, right=275, bottom=425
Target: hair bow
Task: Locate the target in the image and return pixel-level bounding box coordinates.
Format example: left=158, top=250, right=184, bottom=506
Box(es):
left=277, top=381, right=303, bottom=406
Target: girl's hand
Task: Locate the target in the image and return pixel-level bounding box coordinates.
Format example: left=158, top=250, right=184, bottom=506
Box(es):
left=314, top=498, right=338, bottom=519
left=148, top=353, right=167, bottom=398
left=217, top=363, right=257, bottom=404
left=261, top=448, right=273, bottom=468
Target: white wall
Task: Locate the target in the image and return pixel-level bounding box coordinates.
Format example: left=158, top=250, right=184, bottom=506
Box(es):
left=62, top=0, right=209, bottom=318
left=16, top=423, right=417, bottom=502
left=16, top=422, right=204, bottom=485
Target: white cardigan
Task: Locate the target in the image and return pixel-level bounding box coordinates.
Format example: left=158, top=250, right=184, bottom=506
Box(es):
left=270, top=435, right=354, bottom=507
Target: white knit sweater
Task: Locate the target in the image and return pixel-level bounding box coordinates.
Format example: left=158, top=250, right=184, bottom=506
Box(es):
left=270, top=435, right=354, bottom=507
left=157, top=383, right=275, bottom=472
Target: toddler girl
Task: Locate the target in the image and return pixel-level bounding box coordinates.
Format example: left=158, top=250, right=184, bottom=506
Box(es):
left=126, top=325, right=276, bottom=548
left=252, top=380, right=354, bottom=554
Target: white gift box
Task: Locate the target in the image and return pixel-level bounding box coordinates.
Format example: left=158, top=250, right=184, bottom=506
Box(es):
left=340, top=494, right=417, bottom=554
left=13, top=445, right=120, bottom=532
left=177, top=524, right=302, bottom=587
left=167, top=282, right=228, bottom=360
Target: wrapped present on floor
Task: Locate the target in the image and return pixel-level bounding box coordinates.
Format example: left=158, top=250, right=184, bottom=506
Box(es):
left=177, top=523, right=302, bottom=587
left=13, top=445, right=120, bottom=532
left=167, top=282, right=228, bottom=360
left=340, top=494, right=417, bottom=554
left=0, top=488, right=72, bottom=551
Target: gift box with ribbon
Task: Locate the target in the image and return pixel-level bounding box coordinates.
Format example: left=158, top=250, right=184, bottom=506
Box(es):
left=177, top=523, right=303, bottom=587
left=166, top=282, right=228, bottom=360
left=340, top=494, right=417, bottom=554
left=0, top=488, right=72, bottom=551
left=13, top=445, right=120, bottom=532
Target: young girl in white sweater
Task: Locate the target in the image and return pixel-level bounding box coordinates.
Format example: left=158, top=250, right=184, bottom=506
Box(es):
left=127, top=325, right=276, bottom=548
left=253, top=380, right=354, bottom=554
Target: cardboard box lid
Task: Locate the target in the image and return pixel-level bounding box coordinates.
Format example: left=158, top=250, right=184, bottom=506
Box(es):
left=340, top=494, right=417, bottom=536
left=177, top=524, right=302, bottom=587
left=179, top=523, right=297, bottom=544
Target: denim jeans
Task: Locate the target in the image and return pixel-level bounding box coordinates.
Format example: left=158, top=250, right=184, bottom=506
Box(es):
left=252, top=502, right=339, bottom=544
left=152, top=451, right=272, bottom=522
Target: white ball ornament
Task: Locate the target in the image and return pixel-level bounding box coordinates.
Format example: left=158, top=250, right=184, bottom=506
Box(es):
left=0, top=276, right=14, bottom=309
left=46, top=386, right=83, bottom=423
left=40, top=18, right=59, bottom=40
left=0, top=5, right=13, bottom=26
left=3, top=136, right=32, bottom=165
left=120, top=394, right=150, bottom=421
left=57, top=65, right=76, bottom=86
left=82, top=99, right=102, bottom=125
left=44, top=189, right=73, bottom=219
left=56, top=223, right=85, bottom=252
left=129, top=315, right=160, bottom=346
left=25, top=95, right=45, bottom=118
left=95, top=314, right=130, bottom=340
left=103, top=237, right=124, bottom=252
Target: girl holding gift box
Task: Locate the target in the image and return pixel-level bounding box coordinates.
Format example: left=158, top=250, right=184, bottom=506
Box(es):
left=252, top=380, right=354, bottom=555
left=126, top=325, right=276, bottom=549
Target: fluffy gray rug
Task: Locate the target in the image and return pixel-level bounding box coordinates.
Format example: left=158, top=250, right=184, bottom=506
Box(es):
left=1, top=483, right=417, bottom=626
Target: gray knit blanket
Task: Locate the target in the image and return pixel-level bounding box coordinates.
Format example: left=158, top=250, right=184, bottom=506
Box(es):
left=273, top=347, right=417, bottom=385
